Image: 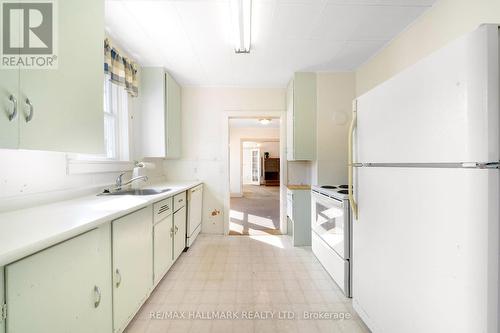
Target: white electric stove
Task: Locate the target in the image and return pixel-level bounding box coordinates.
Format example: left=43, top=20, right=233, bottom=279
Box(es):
left=311, top=185, right=352, bottom=297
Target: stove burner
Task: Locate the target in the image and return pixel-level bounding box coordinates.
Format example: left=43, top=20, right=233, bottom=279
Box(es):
left=338, top=185, right=350, bottom=189
left=321, top=185, right=337, bottom=189
left=337, top=190, right=349, bottom=194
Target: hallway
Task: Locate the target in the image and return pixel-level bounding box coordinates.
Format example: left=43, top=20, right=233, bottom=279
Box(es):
left=229, top=185, right=280, bottom=235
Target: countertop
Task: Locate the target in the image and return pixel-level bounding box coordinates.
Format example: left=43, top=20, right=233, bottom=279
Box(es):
left=0, top=181, right=202, bottom=267
left=287, top=184, right=311, bottom=190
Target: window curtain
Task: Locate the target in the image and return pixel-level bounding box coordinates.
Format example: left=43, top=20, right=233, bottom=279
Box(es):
left=104, top=38, right=139, bottom=97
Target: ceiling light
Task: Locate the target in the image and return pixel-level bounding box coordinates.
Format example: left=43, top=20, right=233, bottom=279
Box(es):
left=259, top=119, right=271, bottom=125
left=231, top=0, right=252, bottom=53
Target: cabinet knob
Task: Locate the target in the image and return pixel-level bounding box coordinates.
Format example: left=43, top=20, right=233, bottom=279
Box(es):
left=115, top=268, right=122, bottom=288
left=93, top=285, right=102, bottom=308
left=7, top=95, right=17, bottom=121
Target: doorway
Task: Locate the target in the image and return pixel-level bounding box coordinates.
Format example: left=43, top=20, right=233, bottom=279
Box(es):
left=227, top=118, right=282, bottom=236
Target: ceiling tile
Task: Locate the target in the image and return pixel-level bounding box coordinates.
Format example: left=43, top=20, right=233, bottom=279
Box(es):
left=308, top=40, right=386, bottom=71
left=271, top=2, right=325, bottom=39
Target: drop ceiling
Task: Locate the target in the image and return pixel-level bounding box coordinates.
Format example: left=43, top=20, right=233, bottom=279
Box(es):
left=105, top=0, right=436, bottom=87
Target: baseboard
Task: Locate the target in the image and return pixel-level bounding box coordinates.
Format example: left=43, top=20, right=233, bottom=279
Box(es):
left=230, top=192, right=243, bottom=198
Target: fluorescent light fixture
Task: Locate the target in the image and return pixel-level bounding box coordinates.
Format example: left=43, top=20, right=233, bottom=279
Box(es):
left=231, top=0, right=252, bottom=53
left=259, top=119, right=271, bottom=125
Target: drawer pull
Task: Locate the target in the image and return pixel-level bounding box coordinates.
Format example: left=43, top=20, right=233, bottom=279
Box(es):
left=158, top=205, right=170, bottom=214
left=8, top=94, right=17, bottom=121
left=115, top=269, right=122, bottom=288
left=94, top=286, right=101, bottom=308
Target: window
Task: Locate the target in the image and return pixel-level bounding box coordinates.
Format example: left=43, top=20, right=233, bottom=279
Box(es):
left=103, top=75, right=130, bottom=160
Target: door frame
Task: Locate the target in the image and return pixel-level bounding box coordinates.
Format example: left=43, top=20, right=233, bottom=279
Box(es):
left=222, top=111, right=286, bottom=236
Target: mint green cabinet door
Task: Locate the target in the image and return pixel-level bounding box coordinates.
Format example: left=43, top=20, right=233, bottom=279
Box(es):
left=173, top=206, right=186, bottom=261
left=166, top=72, right=181, bottom=159
left=112, top=207, right=153, bottom=333
left=286, top=73, right=316, bottom=161
left=286, top=79, right=294, bottom=160
left=153, top=215, right=174, bottom=285
left=0, top=266, right=4, bottom=333
left=0, top=70, right=19, bottom=149
left=5, top=226, right=112, bottom=333
left=18, top=0, right=104, bottom=154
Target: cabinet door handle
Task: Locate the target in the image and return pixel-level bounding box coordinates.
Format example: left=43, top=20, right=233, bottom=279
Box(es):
left=8, top=95, right=17, bottom=121
left=94, top=285, right=102, bottom=308
left=115, top=269, right=122, bottom=288
left=25, top=98, right=34, bottom=122
left=170, top=227, right=174, bottom=238
left=174, top=225, right=178, bottom=234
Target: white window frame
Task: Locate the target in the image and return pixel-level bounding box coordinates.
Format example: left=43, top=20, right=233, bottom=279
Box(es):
left=67, top=76, right=132, bottom=174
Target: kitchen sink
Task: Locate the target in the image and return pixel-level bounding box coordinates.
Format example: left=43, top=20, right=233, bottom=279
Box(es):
left=98, top=188, right=172, bottom=196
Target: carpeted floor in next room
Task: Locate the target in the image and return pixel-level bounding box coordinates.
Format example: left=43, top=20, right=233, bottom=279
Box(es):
left=229, top=185, right=280, bottom=236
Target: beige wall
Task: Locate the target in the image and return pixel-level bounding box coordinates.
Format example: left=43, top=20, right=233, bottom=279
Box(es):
left=314, top=72, right=356, bottom=185
left=356, top=0, right=500, bottom=96
left=164, top=87, right=285, bottom=234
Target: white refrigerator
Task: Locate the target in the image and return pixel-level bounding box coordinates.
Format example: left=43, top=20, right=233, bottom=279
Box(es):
left=349, top=25, right=499, bottom=333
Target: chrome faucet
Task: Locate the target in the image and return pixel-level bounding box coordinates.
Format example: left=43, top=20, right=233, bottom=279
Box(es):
left=115, top=173, right=148, bottom=191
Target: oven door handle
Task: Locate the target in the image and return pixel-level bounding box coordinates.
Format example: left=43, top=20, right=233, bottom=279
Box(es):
left=312, top=191, right=344, bottom=208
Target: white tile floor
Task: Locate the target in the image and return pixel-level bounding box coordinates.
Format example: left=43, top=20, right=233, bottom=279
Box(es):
left=125, top=235, right=370, bottom=333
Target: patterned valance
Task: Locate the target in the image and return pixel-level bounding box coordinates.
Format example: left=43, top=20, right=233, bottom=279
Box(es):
left=104, top=38, right=139, bottom=97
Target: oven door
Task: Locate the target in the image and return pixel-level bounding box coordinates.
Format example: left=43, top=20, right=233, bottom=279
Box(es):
left=312, top=191, right=348, bottom=259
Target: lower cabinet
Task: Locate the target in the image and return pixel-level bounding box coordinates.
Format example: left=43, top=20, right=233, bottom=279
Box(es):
left=4, top=226, right=112, bottom=333
left=112, top=207, right=153, bottom=333
left=153, top=214, right=174, bottom=285
left=1, top=189, right=195, bottom=333
left=173, top=205, right=187, bottom=261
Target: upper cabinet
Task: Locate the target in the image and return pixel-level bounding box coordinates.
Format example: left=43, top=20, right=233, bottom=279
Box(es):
left=140, top=67, right=182, bottom=159
left=0, top=0, right=105, bottom=154
left=286, top=72, right=317, bottom=161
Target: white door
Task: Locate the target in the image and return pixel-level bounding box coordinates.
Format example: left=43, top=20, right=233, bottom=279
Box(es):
left=357, top=25, right=499, bottom=164
left=5, top=226, right=112, bottom=333
left=112, top=207, right=153, bottom=333
left=353, top=166, right=499, bottom=333
left=250, top=148, right=260, bottom=185
left=153, top=214, right=174, bottom=285
left=173, top=206, right=187, bottom=261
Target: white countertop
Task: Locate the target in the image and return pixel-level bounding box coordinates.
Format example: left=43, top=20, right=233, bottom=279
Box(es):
left=0, top=181, right=202, bottom=266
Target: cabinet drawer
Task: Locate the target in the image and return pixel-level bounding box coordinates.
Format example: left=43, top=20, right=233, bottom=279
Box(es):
left=153, top=197, right=173, bottom=224
left=173, top=192, right=186, bottom=212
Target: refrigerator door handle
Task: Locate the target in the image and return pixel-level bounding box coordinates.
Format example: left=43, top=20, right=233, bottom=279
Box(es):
left=348, top=100, right=359, bottom=219
left=462, top=162, right=500, bottom=169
